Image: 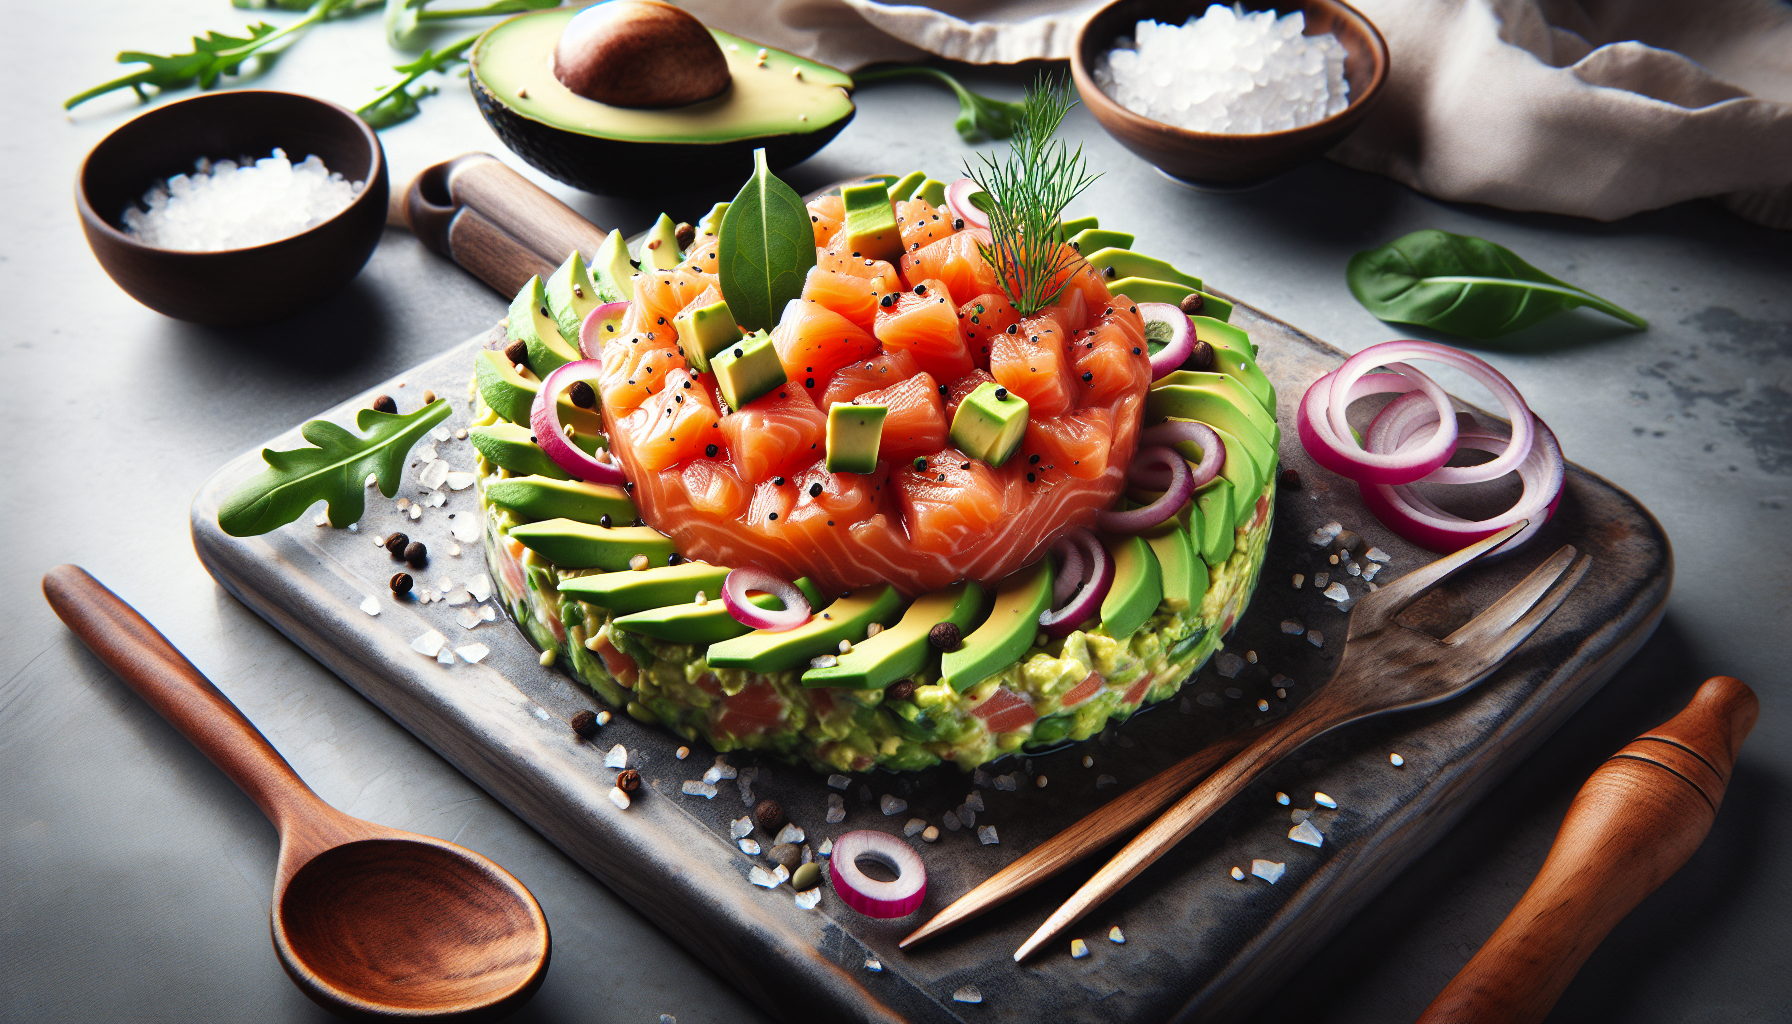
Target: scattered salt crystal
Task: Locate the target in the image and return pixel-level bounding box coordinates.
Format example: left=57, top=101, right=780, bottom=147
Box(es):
left=703, top=766, right=724, bottom=784
left=408, top=505, right=422, bottom=521
left=978, top=825, right=1000, bottom=845
left=1324, top=582, right=1351, bottom=602
left=922, top=825, right=940, bottom=842
left=425, top=489, right=446, bottom=508
left=881, top=794, right=907, bottom=816
left=446, top=590, right=470, bottom=606
left=1072, top=938, right=1090, bottom=958
left=683, top=780, right=718, bottom=799
left=479, top=604, right=496, bottom=621
left=1314, top=572, right=1330, bottom=589
left=958, top=805, right=976, bottom=828
left=1272, top=674, right=1294, bottom=689
left=1346, top=561, right=1362, bottom=577
left=1366, top=546, right=1391, bottom=563
left=827, top=793, right=845, bottom=823
left=865, top=956, right=883, bottom=973
left=430, top=426, right=451, bottom=443
left=809, top=654, right=837, bottom=669
left=818, top=838, right=832, bottom=856
left=420, top=460, right=450, bottom=490
left=1252, top=859, right=1286, bottom=884
left=964, top=791, right=985, bottom=812
left=1224, top=686, right=1243, bottom=700
left=775, top=823, right=805, bottom=845
left=467, top=575, right=492, bottom=602
left=794, top=888, right=821, bottom=910
left=1276, top=792, right=1290, bottom=805
left=456, top=607, right=480, bottom=629
left=1215, top=652, right=1245, bottom=677
left=904, top=818, right=927, bottom=837
left=1315, top=792, right=1337, bottom=809
left=1096, top=774, right=1118, bottom=789
left=748, top=865, right=780, bottom=888
left=121, top=149, right=363, bottom=251
left=605, top=744, right=628, bottom=768
left=313, top=512, right=330, bottom=527
left=1290, top=820, right=1324, bottom=847
left=1306, top=631, right=1325, bottom=648
left=445, top=471, right=477, bottom=491
left=455, top=643, right=489, bottom=664
left=711, top=757, right=738, bottom=781
left=367, top=474, right=379, bottom=489
left=451, top=517, right=481, bottom=542
left=1361, top=562, right=1381, bottom=581
left=953, top=985, right=982, bottom=1004
left=993, top=774, right=1017, bottom=792
left=738, top=838, right=761, bottom=855
left=731, top=816, right=753, bottom=839
left=1231, top=866, right=1246, bottom=881
left=1390, top=752, right=1405, bottom=767
left=359, top=595, right=380, bottom=616
left=410, top=630, right=447, bottom=657
left=828, top=773, right=851, bottom=790
left=1109, top=926, right=1125, bottom=944
left=1292, top=573, right=1305, bottom=589
left=772, top=864, right=789, bottom=884
left=1322, top=521, right=1343, bottom=537
left=943, top=810, right=961, bottom=831
left=609, top=787, right=631, bottom=809
left=1281, top=619, right=1304, bottom=635
left=436, top=647, right=455, bottom=666
left=346, top=522, right=358, bottom=532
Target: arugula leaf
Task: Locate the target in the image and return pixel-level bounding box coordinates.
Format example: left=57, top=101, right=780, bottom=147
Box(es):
left=218, top=400, right=451, bottom=537
left=853, top=65, right=1026, bottom=143
left=1347, top=230, right=1646, bottom=340
left=357, top=31, right=482, bottom=129
left=384, top=0, right=554, bottom=49
left=716, top=148, right=816, bottom=333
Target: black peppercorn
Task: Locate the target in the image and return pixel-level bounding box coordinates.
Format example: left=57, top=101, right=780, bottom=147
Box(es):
left=616, top=768, right=642, bottom=793
left=570, top=709, right=599, bottom=738
left=753, top=798, right=786, bottom=833
left=599, top=513, right=612, bottom=528
left=1188, top=340, right=1215, bottom=373
left=371, top=394, right=397, bottom=414
left=503, top=338, right=530, bottom=368
left=569, top=380, right=597, bottom=408
left=403, top=541, right=428, bottom=568
left=384, top=533, right=409, bottom=558
left=389, top=572, right=413, bottom=596
left=887, top=679, right=916, bottom=702
left=1278, top=468, right=1302, bottom=490
left=1178, top=291, right=1206, bottom=315
left=928, top=621, right=962, bottom=652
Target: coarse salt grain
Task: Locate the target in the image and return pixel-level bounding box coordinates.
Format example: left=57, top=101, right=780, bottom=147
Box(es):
left=1252, top=859, right=1286, bottom=883
left=794, top=888, right=821, bottom=909
left=738, top=838, right=761, bottom=855
left=1109, top=926, right=1126, bottom=944
left=609, top=787, right=631, bottom=810
left=605, top=744, right=627, bottom=768
left=904, top=818, right=927, bottom=837
left=1290, top=819, right=1324, bottom=847
left=1231, top=866, right=1246, bottom=880
left=1390, top=752, right=1405, bottom=766
left=683, top=780, right=718, bottom=799
left=953, top=985, right=982, bottom=1004
left=1315, top=792, right=1337, bottom=808
left=1072, top=938, right=1090, bottom=958
left=455, top=643, right=489, bottom=664
left=881, top=794, right=907, bottom=816
left=865, top=956, right=883, bottom=972
left=775, top=823, right=805, bottom=845
left=978, top=825, right=1000, bottom=845
left=122, top=150, right=363, bottom=251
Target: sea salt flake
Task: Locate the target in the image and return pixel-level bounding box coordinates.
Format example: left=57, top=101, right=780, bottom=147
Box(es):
left=1324, top=582, right=1351, bottom=602
left=1197, top=691, right=1223, bottom=707
left=430, top=426, right=451, bottom=443
left=964, top=791, right=985, bottom=812
left=818, top=838, right=832, bottom=856
left=738, top=838, right=761, bottom=855
left=794, top=888, right=821, bottom=909
left=865, top=956, right=883, bottom=972
left=456, top=607, right=480, bottom=629
left=608, top=787, right=631, bottom=809
left=1216, top=652, right=1246, bottom=677
left=445, top=471, right=477, bottom=491
left=1365, top=546, right=1391, bottom=563
left=1315, top=792, right=1338, bottom=808
left=748, top=865, right=780, bottom=888
left=711, top=757, right=738, bottom=781
left=775, top=823, right=805, bottom=845
left=408, top=505, right=422, bottom=521
left=904, top=818, right=927, bottom=837
left=826, top=793, right=846, bottom=824
left=957, top=805, right=976, bottom=828
left=730, top=816, right=753, bottom=839
left=359, top=595, right=380, bottom=616
left=1290, top=820, right=1324, bottom=847
left=605, top=744, right=628, bottom=768
left=683, top=780, right=718, bottom=799
left=1231, top=866, right=1247, bottom=881
left=479, top=604, right=497, bottom=621
left=827, top=774, right=851, bottom=790
left=1109, top=926, right=1125, bottom=944
left=1072, top=938, right=1090, bottom=958
left=426, top=489, right=446, bottom=508
left=410, top=630, right=447, bottom=657
left=943, top=810, right=961, bottom=831
left=881, top=794, right=908, bottom=816
left=436, top=647, right=455, bottom=666
left=1252, top=859, right=1286, bottom=883
left=772, top=864, right=789, bottom=884
left=953, top=985, right=982, bottom=1004
left=313, top=512, right=330, bottom=527
left=446, top=589, right=470, bottom=606
left=419, top=460, right=450, bottom=490
left=1281, top=619, right=1305, bottom=635
left=455, top=643, right=489, bottom=664
left=451, top=517, right=481, bottom=542
left=978, top=825, right=1000, bottom=845
left=993, top=773, right=1016, bottom=791
left=467, top=575, right=492, bottom=602
left=703, top=766, right=724, bottom=784
left=1314, top=572, right=1330, bottom=589
left=1306, top=630, right=1325, bottom=648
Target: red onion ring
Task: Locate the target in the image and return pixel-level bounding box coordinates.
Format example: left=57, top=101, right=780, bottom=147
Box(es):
left=1360, top=411, right=1565, bottom=556
left=1039, top=528, right=1113, bottom=637
left=531, top=360, right=626, bottom=485
left=1050, top=535, right=1085, bottom=607
left=1137, top=420, right=1225, bottom=491
left=944, top=177, right=989, bottom=229
left=1329, top=342, right=1534, bottom=485
left=578, top=300, right=629, bottom=360
left=829, top=830, right=927, bottom=918
left=721, top=567, right=811, bottom=632
left=1298, top=364, right=1458, bottom=485
left=1138, top=302, right=1195, bottom=380
left=1098, top=446, right=1195, bottom=532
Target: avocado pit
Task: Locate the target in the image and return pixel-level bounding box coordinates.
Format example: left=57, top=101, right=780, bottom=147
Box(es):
left=553, top=0, right=730, bottom=109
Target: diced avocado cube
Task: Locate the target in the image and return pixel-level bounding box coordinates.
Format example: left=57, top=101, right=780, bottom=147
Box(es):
left=1057, top=215, right=1100, bottom=238
left=1068, top=227, right=1134, bottom=253
left=1108, top=278, right=1233, bottom=322
left=698, top=202, right=729, bottom=238
left=592, top=227, right=635, bottom=301
left=826, top=403, right=886, bottom=474
left=641, top=212, right=682, bottom=270
left=948, top=381, right=1029, bottom=467
left=886, top=170, right=927, bottom=204
left=711, top=330, right=785, bottom=411
left=912, top=178, right=947, bottom=206
left=1084, top=247, right=1202, bottom=291
left=675, top=299, right=743, bottom=374
left=841, top=181, right=903, bottom=262
left=508, top=275, right=582, bottom=374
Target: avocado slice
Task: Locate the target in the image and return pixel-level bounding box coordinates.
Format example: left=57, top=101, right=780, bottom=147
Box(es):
left=949, top=381, right=1029, bottom=467
left=912, top=178, right=947, bottom=206
left=1212, top=348, right=1276, bottom=417
left=1208, top=424, right=1265, bottom=531
left=613, top=578, right=828, bottom=644
left=473, top=348, right=604, bottom=432
left=1191, top=314, right=1254, bottom=358
left=826, top=403, right=886, bottom=473
left=712, top=329, right=785, bottom=411
left=509, top=519, right=677, bottom=570
left=1148, top=379, right=1279, bottom=454
left=1056, top=215, right=1100, bottom=238
left=544, top=252, right=613, bottom=345
left=1108, top=278, right=1233, bottom=322
left=592, top=228, right=636, bottom=301
left=707, top=585, right=904, bottom=673
left=940, top=560, right=1052, bottom=692
left=1144, top=522, right=1201, bottom=613
left=1084, top=247, right=1202, bottom=291
left=470, top=9, right=856, bottom=195
left=1098, top=533, right=1164, bottom=640
left=1068, top=228, right=1134, bottom=253
left=697, top=202, right=729, bottom=238
left=802, top=582, right=984, bottom=690
left=508, top=275, right=584, bottom=375
left=559, top=562, right=731, bottom=614
left=484, top=475, right=636, bottom=526
left=841, top=181, right=903, bottom=262
left=641, top=213, right=682, bottom=271
left=675, top=299, right=743, bottom=374
left=886, top=170, right=927, bottom=205
left=468, top=422, right=602, bottom=480
left=1193, top=476, right=1236, bottom=567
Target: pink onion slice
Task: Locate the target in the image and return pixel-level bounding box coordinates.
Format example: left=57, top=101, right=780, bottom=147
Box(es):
left=943, top=177, right=989, bottom=229
left=1138, top=420, right=1225, bottom=491
left=1138, top=302, right=1195, bottom=380
left=1050, top=535, right=1086, bottom=607
left=1039, top=528, right=1113, bottom=637
left=1329, top=341, right=1534, bottom=485
left=531, top=360, right=626, bottom=485
left=1298, top=363, right=1458, bottom=485
left=578, top=300, right=629, bottom=360
left=1097, top=446, right=1195, bottom=532
left=721, top=567, right=811, bottom=632
left=1360, top=412, right=1565, bottom=556
left=829, top=830, right=927, bottom=918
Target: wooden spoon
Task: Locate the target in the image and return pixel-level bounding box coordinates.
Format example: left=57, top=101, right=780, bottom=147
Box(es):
left=43, top=565, right=551, bottom=1020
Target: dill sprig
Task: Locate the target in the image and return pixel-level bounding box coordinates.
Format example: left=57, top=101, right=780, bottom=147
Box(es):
left=966, top=75, right=1100, bottom=316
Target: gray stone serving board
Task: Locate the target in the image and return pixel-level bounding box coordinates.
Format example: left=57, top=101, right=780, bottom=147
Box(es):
left=190, top=302, right=1669, bottom=1024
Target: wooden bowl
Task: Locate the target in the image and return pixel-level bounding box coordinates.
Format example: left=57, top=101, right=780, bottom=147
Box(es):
left=1071, top=0, right=1389, bottom=187
left=77, top=90, right=389, bottom=327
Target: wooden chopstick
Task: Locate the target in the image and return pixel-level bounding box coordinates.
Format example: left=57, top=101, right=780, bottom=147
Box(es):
left=899, top=722, right=1267, bottom=949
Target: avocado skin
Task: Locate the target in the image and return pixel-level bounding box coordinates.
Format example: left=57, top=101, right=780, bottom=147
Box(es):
left=472, top=77, right=853, bottom=196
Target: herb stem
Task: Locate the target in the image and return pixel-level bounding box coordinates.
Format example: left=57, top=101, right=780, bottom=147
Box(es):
left=355, top=29, right=482, bottom=126
left=1410, top=277, right=1648, bottom=328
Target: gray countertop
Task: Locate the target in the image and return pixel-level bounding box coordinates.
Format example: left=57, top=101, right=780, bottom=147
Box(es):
left=2, top=4, right=1787, bottom=1022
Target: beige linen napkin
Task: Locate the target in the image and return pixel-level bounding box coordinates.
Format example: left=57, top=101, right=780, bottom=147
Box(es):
left=676, top=0, right=1792, bottom=227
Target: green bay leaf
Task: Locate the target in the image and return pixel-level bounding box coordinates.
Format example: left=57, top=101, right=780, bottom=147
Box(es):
left=716, top=148, right=816, bottom=333
left=1346, top=229, right=1645, bottom=340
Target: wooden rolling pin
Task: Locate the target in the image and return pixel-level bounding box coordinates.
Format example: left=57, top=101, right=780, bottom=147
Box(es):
left=1417, top=675, right=1758, bottom=1024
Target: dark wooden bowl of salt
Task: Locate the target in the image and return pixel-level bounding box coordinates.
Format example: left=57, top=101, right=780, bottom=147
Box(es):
left=1071, top=0, right=1389, bottom=187
left=77, top=90, right=388, bottom=327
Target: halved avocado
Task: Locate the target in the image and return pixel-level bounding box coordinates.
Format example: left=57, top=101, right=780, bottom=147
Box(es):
left=470, top=7, right=855, bottom=195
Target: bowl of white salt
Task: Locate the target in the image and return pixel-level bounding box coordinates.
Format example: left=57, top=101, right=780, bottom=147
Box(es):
left=1072, top=0, right=1388, bottom=187
left=77, top=90, right=388, bottom=326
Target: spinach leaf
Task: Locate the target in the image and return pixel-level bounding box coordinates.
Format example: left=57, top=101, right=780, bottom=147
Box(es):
left=1347, top=229, right=1646, bottom=340
left=218, top=400, right=451, bottom=537
left=853, top=66, right=1026, bottom=142
left=716, top=149, right=815, bottom=333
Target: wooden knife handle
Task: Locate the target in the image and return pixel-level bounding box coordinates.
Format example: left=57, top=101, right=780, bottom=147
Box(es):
left=41, top=565, right=325, bottom=833
left=403, top=152, right=610, bottom=298
left=1417, top=675, right=1758, bottom=1024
